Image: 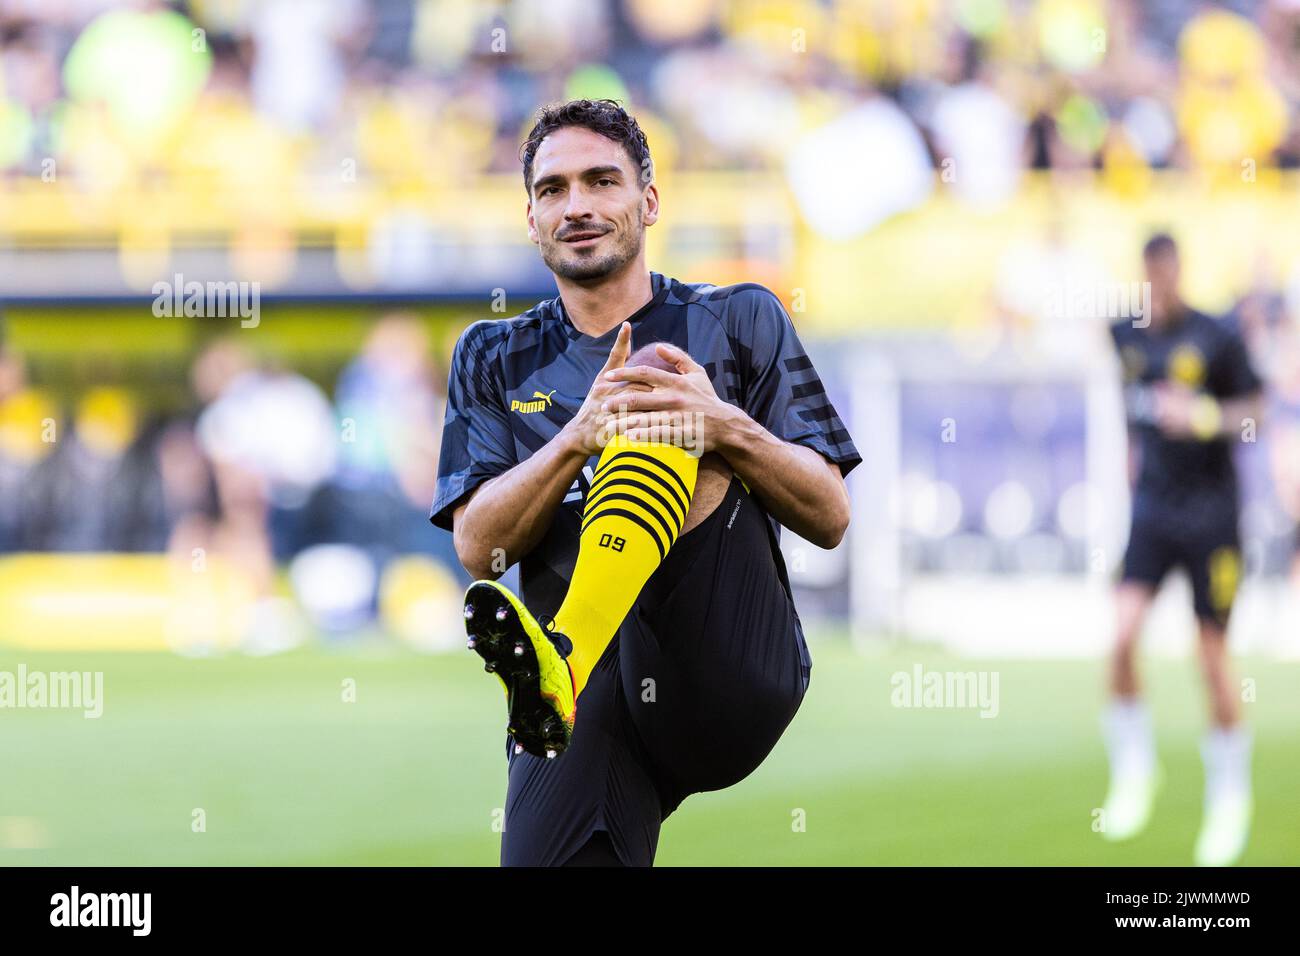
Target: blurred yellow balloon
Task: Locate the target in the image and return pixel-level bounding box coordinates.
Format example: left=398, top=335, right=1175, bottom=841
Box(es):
left=0, top=388, right=59, bottom=464
left=75, top=386, right=137, bottom=458
left=379, top=555, right=463, bottom=653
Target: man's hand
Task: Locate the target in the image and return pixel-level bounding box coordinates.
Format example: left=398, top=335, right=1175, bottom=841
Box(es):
left=558, top=321, right=652, bottom=457
left=600, top=342, right=742, bottom=454
left=454, top=325, right=642, bottom=576
left=583, top=337, right=849, bottom=549
left=1153, top=382, right=1233, bottom=441
left=1152, top=382, right=1198, bottom=438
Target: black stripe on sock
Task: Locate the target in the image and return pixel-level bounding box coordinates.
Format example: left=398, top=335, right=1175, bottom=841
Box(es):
left=580, top=492, right=676, bottom=548
left=588, top=462, right=688, bottom=520
left=584, top=477, right=684, bottom=535
left=579, top=507, right=667, bottom=560
left=591, top=450, right=692, bottom=503
left=591, top=449, right=643, bottom=487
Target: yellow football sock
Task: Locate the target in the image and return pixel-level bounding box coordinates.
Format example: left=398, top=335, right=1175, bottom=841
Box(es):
left=553, top=434, right=698, bottom=699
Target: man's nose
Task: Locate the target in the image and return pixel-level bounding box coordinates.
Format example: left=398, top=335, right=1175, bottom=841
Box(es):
left=563, top=189, right=594, bottom=221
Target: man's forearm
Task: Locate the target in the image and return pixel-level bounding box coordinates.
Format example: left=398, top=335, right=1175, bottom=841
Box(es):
left=1203, top=396, right=1262, bottom=441
left=454, top=427, right=588, bottom=578
left=716, top=408, right=850, bottom=549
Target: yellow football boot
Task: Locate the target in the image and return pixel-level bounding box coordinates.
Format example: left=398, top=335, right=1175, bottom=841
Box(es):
left=463, top=579, right=576, bottom=759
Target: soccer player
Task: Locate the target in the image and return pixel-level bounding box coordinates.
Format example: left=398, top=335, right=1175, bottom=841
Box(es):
left=1103, top=233, right=1263, bottom=866
left=430, top=100, right=860, bottom=866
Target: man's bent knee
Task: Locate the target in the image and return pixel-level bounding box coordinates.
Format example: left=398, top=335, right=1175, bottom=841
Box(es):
left=680, top=452, right=732, bottom=535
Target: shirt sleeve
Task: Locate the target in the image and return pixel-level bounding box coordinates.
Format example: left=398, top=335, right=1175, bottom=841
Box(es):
left=735, top=287, right=862, bottom=478
left=1108, top=320, right=1126, bottom=353
left=1211, top=328, right=1263, bottom=400
left=429, top=321, right=517, bottom=532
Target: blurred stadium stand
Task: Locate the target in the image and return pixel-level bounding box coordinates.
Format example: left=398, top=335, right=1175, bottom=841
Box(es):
left=1, top=0, right=1298, bottom=656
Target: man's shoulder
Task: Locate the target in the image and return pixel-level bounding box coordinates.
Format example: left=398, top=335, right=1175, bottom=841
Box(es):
left=663, top=278, right=787, bottom=338
left=665, top=277, right=784, bottom=312
left=454, top=298, right=558, bottom=357
left=1109, top=317, right=1138, bottom=346
left=1188, top=309, right=1241, bottom=345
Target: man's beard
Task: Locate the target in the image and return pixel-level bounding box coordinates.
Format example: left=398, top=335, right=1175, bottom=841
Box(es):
left=542, top=215, right=643, bottom=283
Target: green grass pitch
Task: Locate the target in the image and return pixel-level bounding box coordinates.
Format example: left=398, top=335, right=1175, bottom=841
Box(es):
left=2, top=639, right=1297, bottom=865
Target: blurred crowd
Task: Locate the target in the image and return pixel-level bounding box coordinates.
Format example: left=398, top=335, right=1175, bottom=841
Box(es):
left=1, top=0, right=1298, bottom=197
left=0, top=0, right=1298, bottom=637
left=0, top=314, right=470, bottom=643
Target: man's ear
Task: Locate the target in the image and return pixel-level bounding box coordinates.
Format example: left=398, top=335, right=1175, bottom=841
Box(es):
left=526, top=200, right=539, bottom=244
left=642, top=183, right=659, bottom=228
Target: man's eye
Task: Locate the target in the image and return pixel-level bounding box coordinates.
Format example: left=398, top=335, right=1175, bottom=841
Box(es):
left=540, top=186, right=560, bottom=196
left=596, top=178, right=615, bottom=186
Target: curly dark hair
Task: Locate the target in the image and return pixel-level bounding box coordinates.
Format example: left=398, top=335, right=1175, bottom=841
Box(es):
left=519, top=99, right=653, bottom=196
left=1142, top=232, right=1178, bottom=260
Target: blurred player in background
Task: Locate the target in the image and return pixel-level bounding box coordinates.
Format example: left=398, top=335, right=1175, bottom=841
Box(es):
left=431, top=100, right=859, bottom=866
left=1104, top=233, right=1263, bottom=866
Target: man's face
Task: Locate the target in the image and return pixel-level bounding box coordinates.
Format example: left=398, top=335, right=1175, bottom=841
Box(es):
left=527, top=126, right=657, bottom=283
left=1144, top=248, right=1181, bottom=321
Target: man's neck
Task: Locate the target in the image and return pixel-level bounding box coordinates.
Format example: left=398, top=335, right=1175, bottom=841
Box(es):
left=556, top=264, right=653, bottom=338
left=1152, top=297, right=1188, bottom=332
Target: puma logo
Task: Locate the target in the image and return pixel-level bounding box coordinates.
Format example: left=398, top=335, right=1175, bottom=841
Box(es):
left=511, top=388, right=557, bottom=414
